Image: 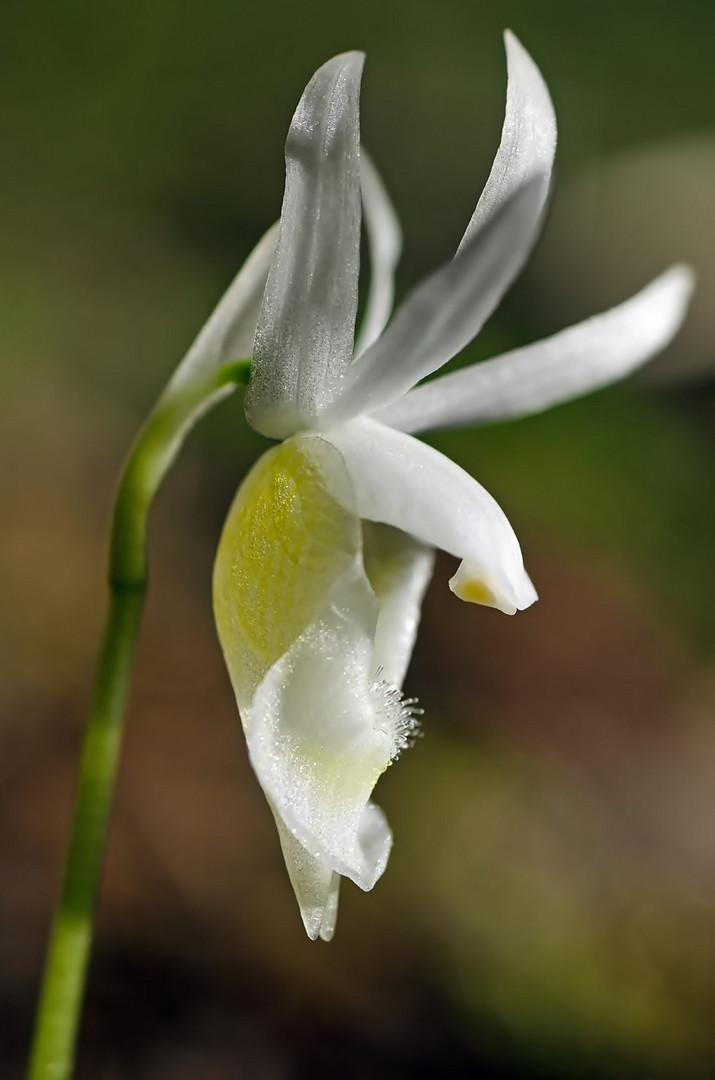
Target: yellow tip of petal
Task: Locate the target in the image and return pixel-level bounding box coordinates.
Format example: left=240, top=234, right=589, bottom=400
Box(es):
left=448, top=561, right=518, bottom=615
left=451, top=576, right=499, bottom=607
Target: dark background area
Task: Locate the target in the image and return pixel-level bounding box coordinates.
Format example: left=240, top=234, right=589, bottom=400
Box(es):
left=2, top=1, right=715, bottom=1076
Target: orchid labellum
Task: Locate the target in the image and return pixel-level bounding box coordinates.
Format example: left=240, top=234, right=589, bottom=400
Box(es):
left=199, top=35, right=693, bottom=939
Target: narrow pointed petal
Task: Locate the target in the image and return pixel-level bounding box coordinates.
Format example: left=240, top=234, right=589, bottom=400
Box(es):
left=362, top=523, right=434, bottom=688
left=354, top=150, right=402, bottom=357
left=458, top=31, right=556, bottom=253
left=327, top=418, right=535, bottom=615
left=375, top=266, right=696, bottom=433
left=246, top=53, right=365, bottom=439
left=323, top=179, right=544, bottom=425
left=166, top=222, right=278, bottom=395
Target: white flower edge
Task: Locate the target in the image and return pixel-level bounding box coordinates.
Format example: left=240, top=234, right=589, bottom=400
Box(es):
left=326, top=417, right=536, bottom=614
left=458, top=29, right=556, bottom=251
left=208, top=33, right=696, bottom=945
left=325, top=179, right=547, bottom=425
left=247, top=31, right=558, bottom=438
left=213, top=435, right=436, bottom=939
left=375, top=265, right=696, bottom=433
left=247, top=52, right=365, bottom=438
left=354, top=148, right=403, bottom=358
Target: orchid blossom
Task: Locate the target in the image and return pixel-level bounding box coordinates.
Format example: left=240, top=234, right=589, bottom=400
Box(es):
left=204, top=35, right=694, bottom=940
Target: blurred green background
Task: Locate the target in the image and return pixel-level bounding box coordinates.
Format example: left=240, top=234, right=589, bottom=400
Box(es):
left=3, top=1, right=715, bottom=1077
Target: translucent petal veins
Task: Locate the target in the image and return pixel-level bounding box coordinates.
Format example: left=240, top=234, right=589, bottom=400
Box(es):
left=247, top=53, right=365, bottom=438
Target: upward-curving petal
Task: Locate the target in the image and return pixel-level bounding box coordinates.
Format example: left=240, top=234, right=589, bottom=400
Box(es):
left=354, top=150, right=402, bottom=358
left=375, top=265, right=696, bottom=433
left=326, top=417, right=536, bottom=615
left=323, top=179, right=545, bottom=425
left=246, top=52, right=365, bottom=439
left=458, top=31, right=556, bottom=252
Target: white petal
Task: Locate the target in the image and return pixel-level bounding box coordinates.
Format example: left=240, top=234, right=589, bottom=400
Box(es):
left=248, top=566, right=394, bottom=891
left=458, top=31, right=556, bottom=252
left=166, top=223, right=278, bottom=395
left=322, top=179, right=544, bottom=425
left=362, top=523, right=434, bottom=688
left=246, top=53, right=365, bottom=439
left=354, top=149, right=402, bottom=357
left=326, top=418, right=535, bottom=615
left=375, top=265, right=696, bottom=433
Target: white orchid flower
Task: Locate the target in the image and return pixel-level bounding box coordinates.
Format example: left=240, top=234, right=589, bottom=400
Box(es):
left=208, top=35, right=694, bottom=940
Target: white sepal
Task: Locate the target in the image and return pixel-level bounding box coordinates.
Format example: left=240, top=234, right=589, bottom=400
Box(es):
left=375, top=265, right=696, bottom=433
left=354, top=150, right=402, bottom=357
left=247, top=52, right=365, bottom=439
left=326, top=417, right=535, bottom=615
left=323, top=180, right=544, bottom=425
left=362, top=523, right=434, bottom=688
left=458, top=31, right=556, bottom=252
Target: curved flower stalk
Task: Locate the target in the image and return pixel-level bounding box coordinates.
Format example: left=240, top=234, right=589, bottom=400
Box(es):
left=212, top=37, right=695, bottom=940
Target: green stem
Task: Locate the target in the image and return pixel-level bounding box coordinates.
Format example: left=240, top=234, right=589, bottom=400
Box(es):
left=27, top=584, right=144, bottom=1080
left=26, top=359, right=251, bottom=1080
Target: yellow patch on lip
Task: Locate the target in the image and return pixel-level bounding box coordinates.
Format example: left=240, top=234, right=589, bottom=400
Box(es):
left=450, top=575, right=498, bottom=608
left=213, top=435, right=361, bottom=713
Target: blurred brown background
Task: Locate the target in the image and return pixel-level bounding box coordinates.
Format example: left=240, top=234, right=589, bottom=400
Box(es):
left=2, top=1, right=715, bottom=1076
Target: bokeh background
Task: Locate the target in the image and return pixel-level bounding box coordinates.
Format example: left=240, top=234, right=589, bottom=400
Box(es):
left=3, top=1, right=715, bottom=1076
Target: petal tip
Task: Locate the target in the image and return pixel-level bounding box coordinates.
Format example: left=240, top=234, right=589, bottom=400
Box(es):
left=664, top=262, right=697, bottom=303
left=449, top=562, right=515, bottom=615
left=322, top=50, right=365, bottom=77
left=502, top=28, right=522, bottom=52
left=517, top=571, right=539, bottom=611
left=643, top=263, right=697, bottom=345
left=502, top=28, right=548, bottom=85
left=449, top=561, right=537, bottom=616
